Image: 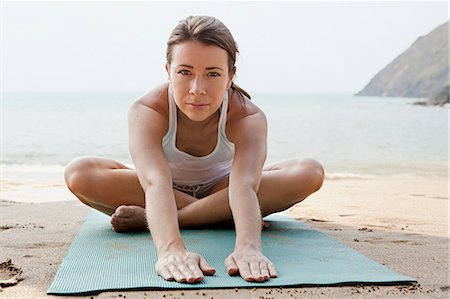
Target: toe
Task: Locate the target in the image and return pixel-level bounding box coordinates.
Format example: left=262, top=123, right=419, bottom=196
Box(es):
left=111, top=220, right=127, bottom=232
left=110, top=215, right=117, bottom=225
left=114, top=205, right=131, bottom=217
left=110, top=213, right=122, bottom=224
left=110, top=205, right=147, bottom=232
left=261, top=220, right=271, bottom=230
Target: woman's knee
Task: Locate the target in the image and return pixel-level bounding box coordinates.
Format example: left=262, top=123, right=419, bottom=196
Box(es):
left=64, top=156, right=101, bottom=195
left=294, top=158, right=325, bottom=194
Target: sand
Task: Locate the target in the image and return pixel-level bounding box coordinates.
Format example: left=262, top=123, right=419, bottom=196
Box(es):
left=0, top=175, right=448, bottom=298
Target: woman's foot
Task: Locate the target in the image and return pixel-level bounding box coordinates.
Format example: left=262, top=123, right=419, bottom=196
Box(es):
left=262, top=220, right=271, bottom=230
left=110, top=205, right=148, bottom=232
left=110, top=204, right=271, bottom=232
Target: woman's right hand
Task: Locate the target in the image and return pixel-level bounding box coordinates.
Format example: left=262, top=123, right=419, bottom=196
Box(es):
left=155, top=249, right=216, bottom=283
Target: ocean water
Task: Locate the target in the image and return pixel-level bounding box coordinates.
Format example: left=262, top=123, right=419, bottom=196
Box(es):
left=2, top=91, right=448, bottom=180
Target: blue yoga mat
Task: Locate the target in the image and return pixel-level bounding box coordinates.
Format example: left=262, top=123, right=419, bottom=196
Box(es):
left=48, top=211, right=415, bottom=295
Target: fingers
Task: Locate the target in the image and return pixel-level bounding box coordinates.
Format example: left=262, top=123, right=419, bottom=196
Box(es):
left=250, top=261, right=269, bottom=282
left=224, top=255, right=239, bottom=275
left=199, top=255, right=216, bottom=275
left=226, top=252, right=277, bottom=282
left=236, top=261, right=253, bottom=282
left=157, top=251, right=276, bottom=284
left=156, top=252, right=215, bottom=284
left=267, top=261, right=278, bottom=278
left=176, top=263, right=198, bottom=283
left=158, top=263, right=201, bottom=283
left=188, top=264, right=205, bottom=283
left=167, top=264, right=187, bottom=282
left=245, top=260, right=275, bottom=282
left=260, top=262, right=270, bottom=280
left=158, top=266, right=174, bottom=281
left=226, top=257, right=264, bottom=282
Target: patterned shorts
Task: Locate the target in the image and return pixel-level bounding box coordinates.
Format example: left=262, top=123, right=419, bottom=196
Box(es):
left=173, top=176, right=226, bottom=199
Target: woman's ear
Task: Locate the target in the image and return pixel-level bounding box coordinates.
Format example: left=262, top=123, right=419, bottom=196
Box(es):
left=165, top=64, right=171, bottom=80
left=226, top=66, right=237, bottom=89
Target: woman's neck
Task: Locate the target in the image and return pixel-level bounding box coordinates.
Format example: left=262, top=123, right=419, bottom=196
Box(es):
left=176, top=109, right=220, bottom=131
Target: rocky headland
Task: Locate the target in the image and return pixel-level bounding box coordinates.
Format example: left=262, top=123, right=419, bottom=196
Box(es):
left=356, top=21, right=449, bottom=106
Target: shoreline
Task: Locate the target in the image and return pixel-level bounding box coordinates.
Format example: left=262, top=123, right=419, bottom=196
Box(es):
left=0, top=176, right=448, bottom=298
left=1, top=173, right=447, bottom=203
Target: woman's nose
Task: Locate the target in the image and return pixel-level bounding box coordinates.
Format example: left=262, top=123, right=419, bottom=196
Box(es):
left=189, top=77, right=206, bottom=96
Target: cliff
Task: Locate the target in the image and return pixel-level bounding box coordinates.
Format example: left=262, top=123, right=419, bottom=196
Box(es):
left=356, top=21, right=449, bottom=103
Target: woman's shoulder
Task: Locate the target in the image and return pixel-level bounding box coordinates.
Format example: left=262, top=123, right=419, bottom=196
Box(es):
left=226, top=89, right=267, bottom=142
left=227, top=89, right=265, bottom=122
left=132, top=82, right=169, bottom=116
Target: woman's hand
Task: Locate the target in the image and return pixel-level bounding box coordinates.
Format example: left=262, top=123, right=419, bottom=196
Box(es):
left=224, top=248, right=278, bottom=282
left=155, top=249, right=216, bottom=283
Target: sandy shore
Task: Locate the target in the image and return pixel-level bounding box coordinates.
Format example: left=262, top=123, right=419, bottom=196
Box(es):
left=0, top=176, right=448, bottom=298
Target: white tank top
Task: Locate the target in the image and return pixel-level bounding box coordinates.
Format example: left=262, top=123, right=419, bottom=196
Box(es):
left=162, top=85, right=235, bottom=186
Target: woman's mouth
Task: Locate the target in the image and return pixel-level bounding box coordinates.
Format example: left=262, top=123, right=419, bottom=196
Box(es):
left=186, top=103, right=209, bottom=109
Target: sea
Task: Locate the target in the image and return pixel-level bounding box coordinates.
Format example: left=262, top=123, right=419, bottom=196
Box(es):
left=1, top=91, right=448, bottom=182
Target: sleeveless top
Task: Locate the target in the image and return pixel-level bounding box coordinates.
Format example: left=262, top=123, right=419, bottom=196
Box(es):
left=162, top=85, right=235, bottom=186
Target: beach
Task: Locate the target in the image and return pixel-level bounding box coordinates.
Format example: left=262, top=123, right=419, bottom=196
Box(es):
left=1, top=174, right=448, bottom=298
left=1, top=92, right=448, bottom=298
left=3, top=1, right=449, bottom=297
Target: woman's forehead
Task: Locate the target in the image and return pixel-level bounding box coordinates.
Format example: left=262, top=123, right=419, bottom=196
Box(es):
left=171, top=41, right=228, bottom=68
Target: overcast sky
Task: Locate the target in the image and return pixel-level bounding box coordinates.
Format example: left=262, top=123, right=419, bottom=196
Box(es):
left=2, top=1, right=448, bottom=94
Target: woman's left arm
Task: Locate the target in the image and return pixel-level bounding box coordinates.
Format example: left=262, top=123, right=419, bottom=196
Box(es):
left=225, top=109, right=278, bottom=282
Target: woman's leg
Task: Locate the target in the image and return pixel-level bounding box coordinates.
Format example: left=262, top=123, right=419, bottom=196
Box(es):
left=65, top=157, right=324, bottom=230
left=258, top=158, right=325, bottom=216
left=64, top=156, right=197, bottom=231
left=177, top=158, right=325, bottom=227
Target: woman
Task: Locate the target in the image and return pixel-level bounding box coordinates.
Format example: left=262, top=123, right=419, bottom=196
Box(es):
left=64, top=15, right=324, bottom=284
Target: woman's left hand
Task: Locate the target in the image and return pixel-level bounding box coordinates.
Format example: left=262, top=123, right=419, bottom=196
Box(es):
left=224, top=248, right=278, bottom=282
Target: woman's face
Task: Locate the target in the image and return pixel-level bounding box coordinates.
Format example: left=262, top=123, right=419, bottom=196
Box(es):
left=166, top=40, right=235, bottom=122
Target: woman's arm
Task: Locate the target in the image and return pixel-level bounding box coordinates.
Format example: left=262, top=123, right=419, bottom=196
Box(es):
left=225, top=109, right=278, bottom=281
left=128, top=100, right=183, bottom=252
left=229, top=111, right=267, bottom=247
left=128, top=95, right=215, bottom=283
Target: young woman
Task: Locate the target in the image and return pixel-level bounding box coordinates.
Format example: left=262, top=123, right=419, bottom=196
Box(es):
left=64, top=15, right=324, bottom=284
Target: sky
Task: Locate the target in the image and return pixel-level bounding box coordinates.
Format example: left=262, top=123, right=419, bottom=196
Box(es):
left=2, top=1, right=448, bottom=94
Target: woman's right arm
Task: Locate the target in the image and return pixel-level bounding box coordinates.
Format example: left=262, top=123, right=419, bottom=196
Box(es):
left=128, top=95, right=215, bottom=283
left=128, top=99, right=183, bottom=252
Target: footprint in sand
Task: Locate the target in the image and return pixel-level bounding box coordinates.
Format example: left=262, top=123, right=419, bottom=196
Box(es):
left=363, top=238, right=422, bottom=245
left=358, top=227, right=374, bottom=232
left=0, top=225, right=14, bottom=231
left=430, top=196, right=447, bottom=200
left=5, top=242, right=67, bottom=249
left=24, top=242, right=67, bottom=249
left=0, top=259, right=22, bottom=291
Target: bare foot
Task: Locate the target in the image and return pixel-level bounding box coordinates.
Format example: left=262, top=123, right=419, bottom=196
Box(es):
left=110, top=205, right=270, bottom=232
left=262, top=220, right=271, bottom=231
left=110, top=205, right=148, bottom=232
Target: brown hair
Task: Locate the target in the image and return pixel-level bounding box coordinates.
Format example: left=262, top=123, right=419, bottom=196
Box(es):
left=166, top=15, right=251, bottom=101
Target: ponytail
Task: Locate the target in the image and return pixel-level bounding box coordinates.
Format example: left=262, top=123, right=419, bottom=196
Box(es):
left=230, top=81, right=251, bottom=102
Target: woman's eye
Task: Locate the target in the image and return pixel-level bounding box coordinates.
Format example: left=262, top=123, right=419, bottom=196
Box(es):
left=208, top=72, right=221, bottom=77
left=178, top=70, right=191, bottom=75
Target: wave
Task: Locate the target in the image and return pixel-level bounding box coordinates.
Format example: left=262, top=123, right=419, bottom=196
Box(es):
left=1, top=163, right=445, bottom=181
left=1, top=162, right=136, bottom=175
left=325, top=173, right=376, bottom=180
left=1, top=163, right=66, bottom=173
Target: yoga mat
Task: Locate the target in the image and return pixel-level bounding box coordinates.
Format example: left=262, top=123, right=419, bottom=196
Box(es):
left=48, top=211, right=416, bottom=295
